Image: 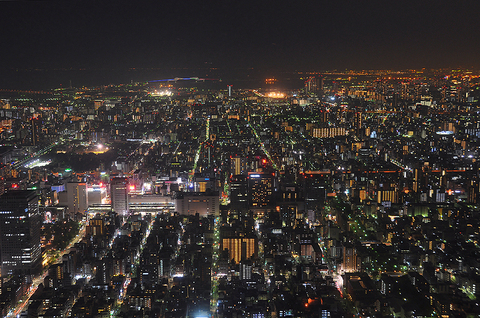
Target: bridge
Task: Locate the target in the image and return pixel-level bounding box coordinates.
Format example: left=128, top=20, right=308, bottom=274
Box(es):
left=149, top=77, right=220, bottom=83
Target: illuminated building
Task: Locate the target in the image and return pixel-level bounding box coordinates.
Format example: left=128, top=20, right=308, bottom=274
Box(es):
left=193, top=175, right=216, bottom=193
left=30, top=116, right=42, bottom=146
left=354, top=111, right=362, bottom=131
left=230, top=156, right=249, bottom=176
left=229, top=175, right=248, bottom=209
left=174, top=191, right=219, bottom=217
left=248, top=172, right=274, bottom=208
left=312, top=127, right=346, bottom=138
left=110, top=177, right=129, bottom=216
left=265, top=78, right=277, bottom=85
left=0, top=190, right=42, bottom=280
left=87, top=183, right=107, bottom=205
left=240, top=260, right=252, bottom=280
left=305, top=76, right=321, bottom=96
left=376, top=188, right=398, bottom=205
left=86, top=217, right=105, bottom=236
left=343, top=246, right=360, bottom=273
left=66, top=182, right=88, bottom=217
left=302, top=172, right=327, bottom=213
left=222, top=237, right=258, bottom=264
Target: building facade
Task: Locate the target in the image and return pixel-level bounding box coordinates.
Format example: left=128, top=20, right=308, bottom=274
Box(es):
left=0, top=190, right=42, bottom=280
left=110, top=177, right=129, bottom=216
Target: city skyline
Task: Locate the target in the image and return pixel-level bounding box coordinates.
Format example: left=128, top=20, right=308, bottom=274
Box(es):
left=0, top=67, right=479, bottom=316
left=2, top=1, right=480, bottom=316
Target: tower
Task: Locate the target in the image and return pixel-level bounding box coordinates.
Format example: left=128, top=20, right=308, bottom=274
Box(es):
left=30, top=116, right=42, bottom=146
left=110, top=177, right=129, bottom=216
left=66, top=182, right=88, bottom=219
left=305, top=77, right=319, bottom=95
left=0, top=190, right=42, bottom=280
left=229, top=175, right=248, bottom=210
left=230, top=156, right=249, bottom=176
left=248, top=172, right=274, bottom=208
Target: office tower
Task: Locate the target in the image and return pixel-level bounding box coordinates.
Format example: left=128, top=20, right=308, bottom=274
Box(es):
left=354, top=111, right=362, bottom=131
left=343, top=245, right=359, bottom=272
left=305, top=76, right=321, bottom=96
left=240, top=260, right=253, bottom=280
left=229, top=175, right=248, bottom=210
left=66, top=182, right=88, bottom=218
left=110, top=177, right=129, bottom=216
left=221, top=237, right=258, bottom=264
left=0, top=190, right=42, bottom=280
left=230, top=156, right=249, bottom=176
left=303, top=173, right=327, bottom=213
left=248, top=172, right=274, bottom=208
left=30, top=116, right=42, bottom=146
left=193, top=175, right=216, bottom=193
left=86, top=217, right=105, bottom=236
left=174, top=191, right=219, bottom=217
left=87, top=184, right=107, bottom=205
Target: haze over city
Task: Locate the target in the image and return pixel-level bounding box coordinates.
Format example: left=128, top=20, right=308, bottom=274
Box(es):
left=2, top=0, right=480, bottom=89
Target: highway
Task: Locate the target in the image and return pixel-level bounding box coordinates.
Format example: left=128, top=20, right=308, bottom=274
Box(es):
left=12, top=140, right=60, bottom=170
left=210, top=217, right=220, bottom=317
left=111, top=216, right=155, bottom=317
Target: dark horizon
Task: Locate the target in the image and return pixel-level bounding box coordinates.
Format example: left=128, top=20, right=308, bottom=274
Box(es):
left=1, top=65, right=479, bottom=91
left=2, top=0, right=480, bottom=90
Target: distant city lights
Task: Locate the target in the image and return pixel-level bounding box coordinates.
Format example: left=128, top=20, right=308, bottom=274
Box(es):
left=266, top=92, right=285, bottom=98
left=152, top=90, right=173, bottom=96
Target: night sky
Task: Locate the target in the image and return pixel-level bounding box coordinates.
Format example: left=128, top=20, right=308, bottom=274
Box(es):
left=1, top=0, right=480, bottom=88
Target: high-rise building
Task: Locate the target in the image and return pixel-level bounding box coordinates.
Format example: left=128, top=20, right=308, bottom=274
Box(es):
left=66, top=182, right=88, bottom=217
left=30, top=116, right=42, bottom=146
left=174, top=191, right=219, bottom=217
left=248, top=172, right=274, bottom=208
left=305, top=77, right=319, bottom=95
left=343, top=245, right=360, bottom=273
left=303, top=172, right=327, bottom=213
left=229, top=175, right=248, bottom=210
left=86, top=217, right=105, bottom=236
left=193, top=175, right=216, bottom=193
left=230, top=156, right=249, bottom=176
left=110, top=177, right=129, bottom=216
left=222, top=237, right=258, bottom=264
left=0, top=190, right=42, bottom=280
left=305, top=76, right=323, bottom=97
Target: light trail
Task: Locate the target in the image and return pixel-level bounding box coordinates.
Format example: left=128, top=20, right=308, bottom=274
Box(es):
left=210, top=216, right=220, bottom=317
left=189, top=117, right=210, bottom=183
left=111, top=216, right=155, bottom=317
left=225, top=118, right=232, bottom=133
left=205, top=117, right=210, bottom=141
left=8, top=223, right=86, bottom=317
left=172, top=141, right=182, bottom=156
left=248, top=120, right=278, bottom=170
left=13, top=140, right=59, bottom=169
